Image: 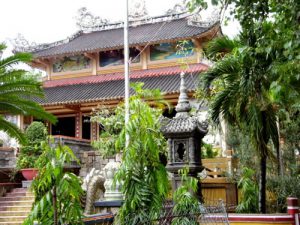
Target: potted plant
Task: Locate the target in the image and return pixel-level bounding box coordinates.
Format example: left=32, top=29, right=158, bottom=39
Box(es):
left=16, top=121, right=48, bottom=180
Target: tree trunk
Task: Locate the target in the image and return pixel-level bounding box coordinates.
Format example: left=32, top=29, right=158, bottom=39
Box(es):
left=259, top=155, right=266, bottom=213
left=276, top=120, right=284, bottom=177
left=53, top=186, right=58, bottom=225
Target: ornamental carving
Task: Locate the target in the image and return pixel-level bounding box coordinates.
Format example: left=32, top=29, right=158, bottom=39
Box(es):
left=174, top=140, right=189, bottom=162
left=129, top=0, right=148, bottom=20
left=10, top=34, right=37, bottom=53
left=75, top=7, right=109, bottom=32
left=166, top=0, right=188, bottom=15
left=187, top=7, right=220, bottom=27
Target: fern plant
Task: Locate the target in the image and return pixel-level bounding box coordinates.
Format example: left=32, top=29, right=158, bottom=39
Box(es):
left=172, top=168, right=200, bottom=225
left=114, top=83, right=169, bottom=225
left=236, top=167, right=259, bottom=213
left=24, top=142, right=83, bottom=225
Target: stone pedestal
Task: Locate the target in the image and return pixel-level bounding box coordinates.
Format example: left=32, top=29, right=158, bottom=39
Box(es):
left=103, top=159, right=123, bottom=201
left=22, top=180, right=32, bottom=188
left=94, top=200, right=123, bottom=215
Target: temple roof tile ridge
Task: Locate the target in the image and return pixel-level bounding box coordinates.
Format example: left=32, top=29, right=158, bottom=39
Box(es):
left=12, top=11, right=220, bottom=57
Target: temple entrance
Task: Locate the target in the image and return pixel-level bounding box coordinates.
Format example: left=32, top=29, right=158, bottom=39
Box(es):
left=51, top=116, right=75, bottom=137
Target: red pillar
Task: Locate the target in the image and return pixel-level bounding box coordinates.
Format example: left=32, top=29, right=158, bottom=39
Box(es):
left=287, top=197, right=299, bottom=225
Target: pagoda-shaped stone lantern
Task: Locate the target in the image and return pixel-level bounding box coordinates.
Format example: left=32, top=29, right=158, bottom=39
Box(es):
left=161, top=72, right=208, bottom=200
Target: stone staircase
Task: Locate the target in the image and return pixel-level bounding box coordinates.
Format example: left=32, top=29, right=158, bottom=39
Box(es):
left=0, top=188, right=34, bottom=225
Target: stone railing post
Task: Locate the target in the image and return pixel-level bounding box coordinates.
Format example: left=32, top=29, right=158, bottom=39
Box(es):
left=287, top=197, right=299, bottom=225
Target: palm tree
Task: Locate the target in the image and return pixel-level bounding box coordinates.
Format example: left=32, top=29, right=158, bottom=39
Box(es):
left=201, top=36, right=279, bottom=213
left=0, top=43, right=56, bottom=144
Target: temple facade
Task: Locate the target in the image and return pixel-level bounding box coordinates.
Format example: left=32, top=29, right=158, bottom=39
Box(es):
left=15, top=10, right=221, bottom=143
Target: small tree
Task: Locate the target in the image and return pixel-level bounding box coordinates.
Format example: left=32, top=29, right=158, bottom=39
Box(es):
left=24, top=143, right=83, bottom=225
left=114, top=83, right=170, bottom=224
left=16, top=121, right=48, bottom=169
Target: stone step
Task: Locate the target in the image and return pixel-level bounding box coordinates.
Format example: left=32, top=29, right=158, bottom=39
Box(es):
left=0, top=206, right=32, bottom=212
left=0, top=222, right=23, bottom=225
left=5, top=192, right=34, bottom=198
left=0, top=196, right=34, bottom=202
left=0, top=216, right=27, bottom=222
left=10, top=188, right=29, bottom=193
left=0, top=210, right=30, bottom=216
left=0, top=200, right=33, bottom=207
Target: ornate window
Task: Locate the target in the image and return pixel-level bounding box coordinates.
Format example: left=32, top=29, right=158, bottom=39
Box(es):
left=52, top=55, right=91, bottom=73
left=99, top=48, right=140, bottom=67
left=150, top=40, right=194, bottom=61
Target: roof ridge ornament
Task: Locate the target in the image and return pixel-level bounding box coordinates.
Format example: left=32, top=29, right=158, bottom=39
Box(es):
left=187, top=7, right=221, bottom=27
left=175, top=72, right=191, bottom=117
left=75, top=7, right=109, bottom=32
left=129, top=0, right=148, bottom=21
left=166, top=0, right=189, bottom=15
left=10, top=34, right=37, bottom=53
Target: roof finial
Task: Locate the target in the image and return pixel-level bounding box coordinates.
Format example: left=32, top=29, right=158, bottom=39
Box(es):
left=175, top=72, right=191, bottom=117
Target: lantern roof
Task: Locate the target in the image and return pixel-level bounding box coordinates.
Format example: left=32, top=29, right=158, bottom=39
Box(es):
left=161, top=72, right=208, bottom=136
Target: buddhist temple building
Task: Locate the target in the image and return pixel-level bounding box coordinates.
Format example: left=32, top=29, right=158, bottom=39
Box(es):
left=14, top=7, right=221, bottom=142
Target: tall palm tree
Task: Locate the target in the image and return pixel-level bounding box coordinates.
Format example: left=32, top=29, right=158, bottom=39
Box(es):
left=0, top=43, right=56, bottom=144
left=201, top=36, right=279, bottom=213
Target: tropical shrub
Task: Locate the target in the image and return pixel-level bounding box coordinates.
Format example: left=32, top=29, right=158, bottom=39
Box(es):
left=16, top=122, right=48, bottom=169
left=24, top=142, right=83, bottom=225
left=114, top=83, right=169, bottom=224
left=236, top=167, right=259, bottom=213
left=172, top=168, right=200, bottom=225
left=267, top=175, right=300, bottom=213
left=91, top=105, right=124, bottom=157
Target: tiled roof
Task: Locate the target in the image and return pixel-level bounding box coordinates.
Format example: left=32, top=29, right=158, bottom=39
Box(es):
left=161, top=116, right=208, bottom=136
left=37, top=64, right=206, bottom=106
left=32, top=18, right=218, bottom=58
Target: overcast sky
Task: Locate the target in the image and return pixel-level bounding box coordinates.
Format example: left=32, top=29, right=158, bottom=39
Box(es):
left=0, top=0, right=240, bottom=56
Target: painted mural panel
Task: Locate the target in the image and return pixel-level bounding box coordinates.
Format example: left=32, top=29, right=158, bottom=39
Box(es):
left=99, top=48, right=140, bottom=67
left=150, top=40, right=194, bottom=61
left=52, top=55, right=91, bottom=73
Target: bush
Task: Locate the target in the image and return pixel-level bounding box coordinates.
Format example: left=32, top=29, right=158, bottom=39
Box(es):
left=236, top=167, right=259, bottom=213
left=16, top=122, right=48, bottom=170
left=25, top=121, right=48, bottom=144
left=267, top=176, right=300, bottom=212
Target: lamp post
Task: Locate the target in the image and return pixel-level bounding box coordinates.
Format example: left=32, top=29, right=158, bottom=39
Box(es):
left=124, top=0, right=130, bottom=148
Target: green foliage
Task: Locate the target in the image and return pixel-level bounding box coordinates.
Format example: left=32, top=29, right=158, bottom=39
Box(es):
left=0, top=44, right=56, bottom=144
left=236, top=167, right=259, bottom=213
left=202, top=142, right=218, bottom=158
left=114, top=83, right=169, bottom=225
left=24, top=142, right=83, bottom=225
left=16, top=122, right=48, bottom=170
left=189, top=0, right=300, bottom=213
left=25, top=121, right=48, bottom=144
left=91, top=104, right=124, bottom=157
left=267, top=175, right=300, bottom=213
left=172, top=168, right=200, bottom=225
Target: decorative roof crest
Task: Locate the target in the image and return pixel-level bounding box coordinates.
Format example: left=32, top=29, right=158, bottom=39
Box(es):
left=75, top=7, right=109, bottom=32
left=166, top=0, right=188, bottom=15
left=187, top=7, right=220, bottom=27
left=129, top=0, right=148, bottom=21
left=10, top=32, right=83, bottom=54
left=175, top=72, right=191, bottom=117
left=10, top=34, right=37, bottom=53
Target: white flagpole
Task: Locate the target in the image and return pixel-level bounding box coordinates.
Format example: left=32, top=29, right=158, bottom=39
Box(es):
left=124, top=0, right=130, bottom=148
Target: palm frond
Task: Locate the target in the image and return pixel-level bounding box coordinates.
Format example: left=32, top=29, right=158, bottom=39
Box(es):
left=204, top=36, right=240, bottom=60
left=0, top=115, right=26, bottom=144
left=0, top=52, right=32, bottom=69
left=202, top=54, right=241, bottom=91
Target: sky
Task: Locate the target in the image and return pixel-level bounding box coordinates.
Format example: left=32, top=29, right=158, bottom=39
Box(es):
left=0, top=0, right=240, bottom=56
